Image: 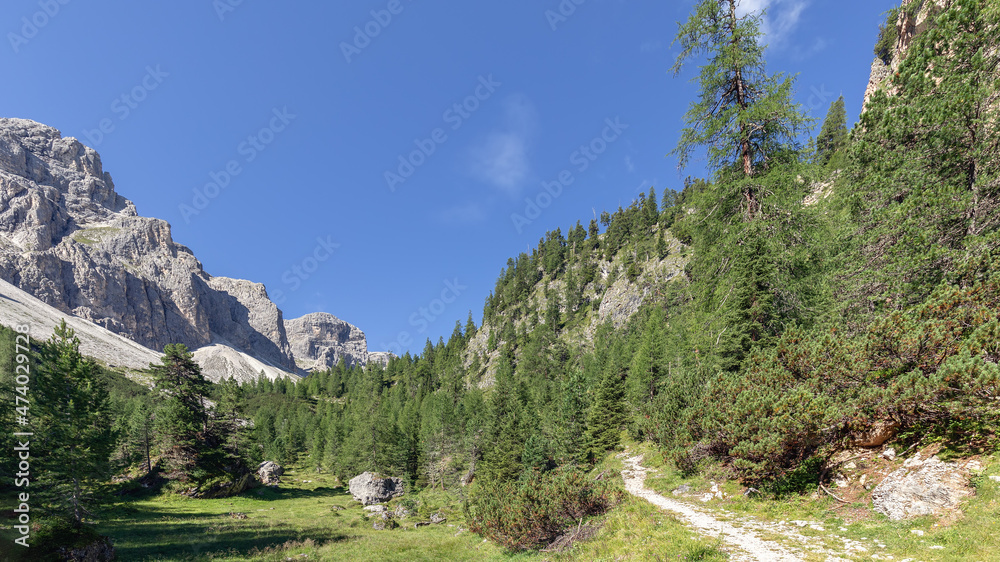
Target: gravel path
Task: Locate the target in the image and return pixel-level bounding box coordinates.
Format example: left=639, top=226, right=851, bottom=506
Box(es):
left=621, top=453, right=808, bottom=562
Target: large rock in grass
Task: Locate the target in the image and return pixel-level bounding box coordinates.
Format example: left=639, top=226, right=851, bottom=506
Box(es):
left=349, top=472, right=404, bottom=505
left=258, top=461, right=283, bottom=485
left=872, top=453, right=974, bottom=520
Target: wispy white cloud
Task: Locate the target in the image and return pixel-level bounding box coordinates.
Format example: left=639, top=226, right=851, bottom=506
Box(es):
left=625, top=155, right=635, bottom=173
left=470, top=132, right=530, bottom=194
left=468, top=95, right=537, bottom=196
left=640, top=39, right=662, bottom=53
left=439, top=202, right=487, bottom=224
left=789, top=36, right=828, bottom=61
left=736, top=0, right=809, bottom=47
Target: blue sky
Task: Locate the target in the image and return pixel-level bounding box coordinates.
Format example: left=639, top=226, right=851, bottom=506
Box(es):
left=3, top=0, right=897, bottom=356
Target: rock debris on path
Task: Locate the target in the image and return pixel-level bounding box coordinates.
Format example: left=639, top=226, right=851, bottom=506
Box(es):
left=620, top=453, right=865, bottom=562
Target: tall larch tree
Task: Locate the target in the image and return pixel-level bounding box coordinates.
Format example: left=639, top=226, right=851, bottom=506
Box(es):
left=671, top=0, right=810, bottom=219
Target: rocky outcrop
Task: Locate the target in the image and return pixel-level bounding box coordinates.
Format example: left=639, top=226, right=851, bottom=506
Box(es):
left=0, top=118, right=296, bottom=381
left=872, top=453, right=975, bottom=520
left=285, top=312, right=369, bottom=370
left=464, top=231, right=688, bottom=389
left=348, top=472, right=404, bottom=505
left=258, top=461, right=283, bottom=485
left=864, top=0, right=949, bottom=108
left=595, top=253, right=682, bottom=331
left=372, top=513, right=399, bottom=530
left=851, top=421, right=900, bottom=448
left=0, top=276, right=162, bottom=371
left=367, top=351, right=395, bottom=367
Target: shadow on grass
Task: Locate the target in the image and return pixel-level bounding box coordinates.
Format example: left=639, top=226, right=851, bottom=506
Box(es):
left=98, top=504, right=355, bottom=561
left=242, top=485, right=351, bottom=502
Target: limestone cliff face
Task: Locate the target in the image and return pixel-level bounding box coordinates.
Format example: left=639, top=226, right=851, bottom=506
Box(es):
left=0, top=118, right=296, bottom=376
left=284, top=312, right=370, bottom=370
left=864, top=0, right=949, bottom=108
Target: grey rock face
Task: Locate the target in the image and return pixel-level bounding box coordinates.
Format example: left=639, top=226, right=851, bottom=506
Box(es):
left=872, top=454, right=974, bottom=520
left=285, top=312, right=369, bottom=370
left=258, top=461, right=283, bottom=485
left=202, top=277, right=294, bottom=369
left=0, top=118, right=295, bottom=377
left=348, top=472, right=404, bottom=505
left=367, top=351, right=396, bottom=367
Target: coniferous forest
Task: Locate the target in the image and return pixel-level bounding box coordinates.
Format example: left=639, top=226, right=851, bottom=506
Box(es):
left=2, top=0, right=999, bottom=559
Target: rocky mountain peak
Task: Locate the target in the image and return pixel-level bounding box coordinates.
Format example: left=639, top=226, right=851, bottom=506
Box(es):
left=284, top=312, right=370, bottom=371
left=0, top=118, right=393, bottom=382
left=0, top=118, right=301, bottom=381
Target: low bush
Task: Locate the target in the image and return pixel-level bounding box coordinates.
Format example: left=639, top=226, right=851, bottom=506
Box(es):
left=467, top=467, right=623, bottom=551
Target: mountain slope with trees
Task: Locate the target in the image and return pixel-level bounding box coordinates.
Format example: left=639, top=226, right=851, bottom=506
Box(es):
left=1, top=0, right=998, bottom=558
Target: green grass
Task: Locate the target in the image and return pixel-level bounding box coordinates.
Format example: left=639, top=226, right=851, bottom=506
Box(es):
left=24, top=441, right=994, bottom=561
left=550, top=498, right=729, bottom=562
left=538, top=446, right=731, bottom=561
left=92, top=466, right=538, bottom=561
left=80, top=452, right=732, bottom=561
left=72, top=227, right=120, bottom=246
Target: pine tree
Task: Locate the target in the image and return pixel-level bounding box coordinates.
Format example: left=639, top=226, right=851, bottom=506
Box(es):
left=586, top=361, right=626, bottom=460
left=671, top=0, right=810, bottom=218
left=545, top=293, right=562, bottom=334
left=150, top=344, right=211, bottom=478
left=465, top=311, right=477, bottom=340
left=208, top=377, right=255, bottom=478
left=642, top=188, right=659, bottom=228
left=558, top=368, right=589, bottom=465
left=481, top=355, right=524, bottom=482
left=588, top=219, right=601, bottom=250
left=656, top=230, right=669, bottom=258
left=716, top=227, right=779, bottom=371
left=815, top=95, right=847, bottom=166
left=33, top=320, right=115, bottom=527
left=564, top=269, right=580, bottom=314
left=851, top=0, right=1000, bottom=310
left=520, top=432, right=553, bottom=477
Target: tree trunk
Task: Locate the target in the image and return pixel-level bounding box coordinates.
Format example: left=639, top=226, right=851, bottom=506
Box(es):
left=144, top=422, right=152, bottom=475
left=727, top=0, right=757, bottom=219
left=72, top=476, right=82, bottom=527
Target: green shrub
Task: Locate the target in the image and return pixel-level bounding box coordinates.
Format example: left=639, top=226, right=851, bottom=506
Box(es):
left=467, top=468, right=623, bottom=551
left=693, top=274, right=1000, bottom=484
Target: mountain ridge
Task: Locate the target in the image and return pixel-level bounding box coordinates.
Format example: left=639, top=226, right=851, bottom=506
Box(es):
left=0, top=117, right=385, bottom=381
